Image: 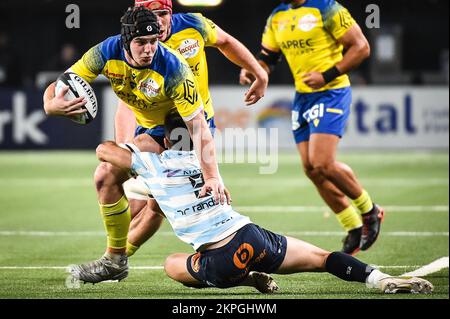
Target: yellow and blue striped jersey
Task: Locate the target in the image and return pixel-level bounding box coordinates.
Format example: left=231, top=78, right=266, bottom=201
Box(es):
left=262, top=0, right=356, bottom=93
left=164, top=13, right=218, bottom=119
left=70, top=35, right=203, bottom=129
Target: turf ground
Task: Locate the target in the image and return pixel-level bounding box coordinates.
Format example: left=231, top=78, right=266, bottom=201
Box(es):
left=0, top=151, right=448, bottom=299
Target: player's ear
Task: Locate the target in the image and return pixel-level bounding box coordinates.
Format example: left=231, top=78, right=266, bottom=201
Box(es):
left=164, top=137, right=171, bottom=149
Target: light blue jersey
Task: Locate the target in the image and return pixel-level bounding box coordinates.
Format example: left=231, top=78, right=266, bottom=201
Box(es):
left=129, top=146, right=251, bottom=251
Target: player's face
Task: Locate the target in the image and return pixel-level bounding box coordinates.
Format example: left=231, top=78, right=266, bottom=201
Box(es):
left=153, top=10, right=172, bottom=41
left=129, top=35, right=159, bottom=66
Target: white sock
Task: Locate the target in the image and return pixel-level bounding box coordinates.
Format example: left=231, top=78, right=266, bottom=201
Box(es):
left=366, top=269, right=390, bottom=289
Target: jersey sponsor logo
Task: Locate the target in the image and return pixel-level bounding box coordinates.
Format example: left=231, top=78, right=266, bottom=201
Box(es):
left=303, top=103, right=324, bottom=128
left=104, top=70, right=125, bottom=79
left=116, top=91, right=149, bottom=109
left=138, top=78, right=161, bottom=97
left=183, top=79, right=199, bottom=105
left=177, top=39, right=201, bottom=59
left=190, top=62, right=201, bottom=77
left=233, top=243, right=254, bottom=269
left=281, top=38, right=313, bottom=50
left=176, top=196, right=217, bottom=216
left=164, top=169, right=182, bottom=177
left=298, top=14, right=319, bottom=32
left=183, top=168, right=202, bottom=176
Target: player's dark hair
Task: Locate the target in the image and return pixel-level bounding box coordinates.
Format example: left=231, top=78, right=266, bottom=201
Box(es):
left=164, top=111, right=193, bottom=151
left=120, top=6, right=160, bottom=57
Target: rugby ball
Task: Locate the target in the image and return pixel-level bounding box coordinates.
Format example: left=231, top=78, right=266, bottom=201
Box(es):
left=55, top=72, right=98, bottom=124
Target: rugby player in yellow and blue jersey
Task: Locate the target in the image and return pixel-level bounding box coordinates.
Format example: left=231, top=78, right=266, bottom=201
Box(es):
left=240, top=0, right=385, bottom=255
left=43, top=7, right=232, bottom=283
left=116, top=0, right=269, bottom=258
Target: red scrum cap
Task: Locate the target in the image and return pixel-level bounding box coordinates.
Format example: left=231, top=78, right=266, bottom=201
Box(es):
left=135, top=0, right=173, bottom=14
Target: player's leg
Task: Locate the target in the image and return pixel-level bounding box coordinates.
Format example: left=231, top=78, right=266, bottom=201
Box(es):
left=275, top=236, right=433, bottom=294
left=70, top=162, right=131, bottom=282
left=123, top=132, right=166, bottom=256
left=274, top=236, right=329, bottom=274
left=308, top=133, right=384, bottom=251
left=127, top=198, right=165, bottom=257
left=129, top=198, right=147, bottom=220
left=69, top=142, right=135, bottom=283
left=294, top=121, right=362, bottom=254
left=300, top=88, right=383, bottom=252
left=164, top=253, right=209, bottom=288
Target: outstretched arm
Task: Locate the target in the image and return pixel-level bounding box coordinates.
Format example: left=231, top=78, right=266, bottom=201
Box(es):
left=214, top=26, right=268, bottom=106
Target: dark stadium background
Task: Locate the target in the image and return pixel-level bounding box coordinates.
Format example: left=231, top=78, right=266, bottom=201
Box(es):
left=0, top=0, right=448, bottom=88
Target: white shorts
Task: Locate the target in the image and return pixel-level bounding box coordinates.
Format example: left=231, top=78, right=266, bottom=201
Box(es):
left=123, top=176, right=152, bottom=201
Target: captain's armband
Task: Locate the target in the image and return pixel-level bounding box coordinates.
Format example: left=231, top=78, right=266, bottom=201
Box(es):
left=256, top=48, right=282, bottom=72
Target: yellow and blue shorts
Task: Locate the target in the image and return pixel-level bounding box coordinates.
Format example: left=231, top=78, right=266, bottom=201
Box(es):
left=292, top=87, right=352, bottom=144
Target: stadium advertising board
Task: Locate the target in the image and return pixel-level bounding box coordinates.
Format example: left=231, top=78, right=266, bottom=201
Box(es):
left=1, top=86, right=448, bottom=150
left=207, top=86, right=449, bottom=150
left=0, top=88, right=102, bottom=150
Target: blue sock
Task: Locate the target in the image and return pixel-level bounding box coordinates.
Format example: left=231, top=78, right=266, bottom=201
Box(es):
left=325, top=252, right=374, bottom=283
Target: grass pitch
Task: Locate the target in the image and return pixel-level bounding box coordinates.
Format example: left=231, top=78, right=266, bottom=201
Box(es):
left=0, top=151, right=448, bottom=299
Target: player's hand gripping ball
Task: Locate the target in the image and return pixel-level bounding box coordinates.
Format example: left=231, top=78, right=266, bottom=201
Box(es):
left=55, top=72, right=98, bottom=124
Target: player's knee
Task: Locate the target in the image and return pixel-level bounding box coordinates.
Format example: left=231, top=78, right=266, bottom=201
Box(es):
left=303, top=163, right=317, bottom=179
left=164, top=254, right=185, bottom=282
left=310, top=159, right=336, bottom=179
left=95, top=141, right=115, bottom=162
left=94, top=162, right=117, bottom=192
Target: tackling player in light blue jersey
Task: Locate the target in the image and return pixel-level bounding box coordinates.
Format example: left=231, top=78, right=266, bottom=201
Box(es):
left=94, top=111, right=434, bottom=295
left=128, top=144, right=251, bottom=251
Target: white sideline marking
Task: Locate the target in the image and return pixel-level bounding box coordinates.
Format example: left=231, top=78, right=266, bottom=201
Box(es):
left=401, top=257, right=449, bottom=277
left=234, top=205, right=449, bottom=213
left=1, top=264, right=448, bottom=272
left=0, top=178, right=448, bottom=187
left=0, top=266, right=164, bottom=270
left=0, top=230, right=448, bottom=237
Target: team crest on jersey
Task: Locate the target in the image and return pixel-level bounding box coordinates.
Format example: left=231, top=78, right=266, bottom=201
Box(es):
left=177, top=39, right=200, bottom=59
left=298, top=14, right=319, bottom=32
left=138, top=78, right=161, bottom=97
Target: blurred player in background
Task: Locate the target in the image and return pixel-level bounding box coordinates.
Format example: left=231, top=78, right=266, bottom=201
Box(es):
left=118, top=0, right=269, bottom=258
left=94, top=111, right=433, bottom=295
left=43, top=7, right=235, bottom=283
left=240, top=0, right=384, bottom=255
